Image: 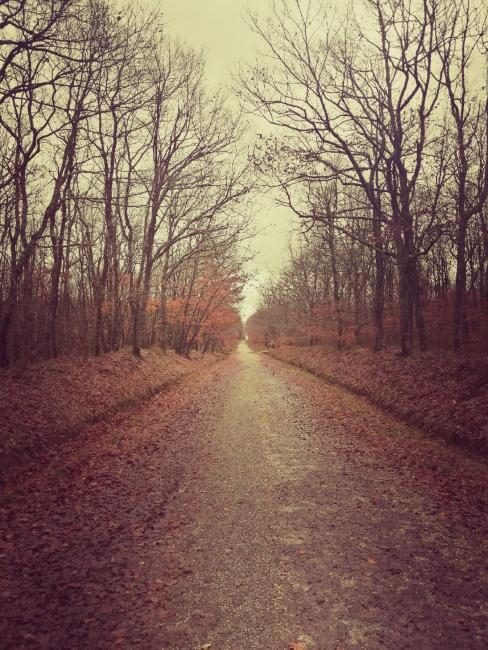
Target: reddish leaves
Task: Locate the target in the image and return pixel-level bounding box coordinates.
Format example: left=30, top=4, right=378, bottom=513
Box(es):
left=270, top=345, right=488, bottom=455
left=0, top=348, right=220, bottom=470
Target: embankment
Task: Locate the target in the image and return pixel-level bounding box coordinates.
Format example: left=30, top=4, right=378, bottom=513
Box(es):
left=0, top=349, right=221, bottom=473
left=268, top=345, right=488, bottom=456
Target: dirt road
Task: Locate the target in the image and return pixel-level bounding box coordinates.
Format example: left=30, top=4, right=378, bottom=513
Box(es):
left=1, top=342, right=487, bottom=649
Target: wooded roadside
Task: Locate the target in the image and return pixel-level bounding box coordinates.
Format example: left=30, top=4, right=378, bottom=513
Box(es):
left=0, top=349, right=222, bottom=474
left=269, top=346, right=488, bottom=456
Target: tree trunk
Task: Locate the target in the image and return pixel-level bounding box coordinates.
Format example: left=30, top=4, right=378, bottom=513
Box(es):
left=47, top=196, right=69, bottom=358
left=411, top=258, right=427, bottom=352
left=159, top=281, right=168, bottom=351
left=131, top=298, right=143, bottom=358
left=396, top=241, right=413, bottom=357
left=0, top=300, right=14, bottom=368
left=328, top=222, right=344, bottom=349
left=0, top=254, right=20, bottom=367
left=453, top=215, right=468, bottom=352
left=372, top=211, right=385, bottom=351
left=131, top=262, right=152, bottom=357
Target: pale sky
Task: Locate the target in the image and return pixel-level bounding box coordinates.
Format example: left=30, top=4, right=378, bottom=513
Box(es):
left=145, top=0, right=297, bottom=320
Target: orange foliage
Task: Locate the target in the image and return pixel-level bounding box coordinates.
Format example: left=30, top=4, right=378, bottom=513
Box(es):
left=146, top=298, right=160, bottom=315
left=167, top=264, right=245, bottom=352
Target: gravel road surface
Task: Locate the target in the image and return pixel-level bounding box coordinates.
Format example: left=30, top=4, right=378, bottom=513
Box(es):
left=1, top=342, right=487, bottom=649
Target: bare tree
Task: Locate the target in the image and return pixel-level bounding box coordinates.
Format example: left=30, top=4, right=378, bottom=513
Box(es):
left=437, top=0, right=488, bottom=350
left=0, top=0, right=99, bottom=365
left=241, top=0, right=447, bottom=355
left=130, top=40, right=251, bottom=356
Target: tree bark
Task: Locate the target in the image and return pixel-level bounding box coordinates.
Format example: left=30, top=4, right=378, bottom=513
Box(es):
left=372, top=210, right=385, bottom=351
left=453, top=215, right=468, bottom=352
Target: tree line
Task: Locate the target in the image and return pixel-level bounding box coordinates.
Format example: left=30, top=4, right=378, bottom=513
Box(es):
left=242, top=0, right=488, bottom=356
left=0, top=0, right=250, bottom=368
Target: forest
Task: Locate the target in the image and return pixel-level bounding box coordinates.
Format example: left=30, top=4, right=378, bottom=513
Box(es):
left=245, top=0, right=488, bottom=357
left=0, top=0, right=250, bottom=368
left=1, top=0, right=488, bottom=365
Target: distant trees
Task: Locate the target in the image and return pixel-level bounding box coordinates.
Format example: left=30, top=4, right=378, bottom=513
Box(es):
left=166, top=255, right=246, bottom=357
left=438, top=1, right=488, bottom=351
left=0, top=0, right=251, bottom=367
left=241, top=0, right=488, bottom=355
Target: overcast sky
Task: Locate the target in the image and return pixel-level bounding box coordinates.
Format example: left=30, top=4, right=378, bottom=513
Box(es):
left=144, top=0, right=297, bottom=320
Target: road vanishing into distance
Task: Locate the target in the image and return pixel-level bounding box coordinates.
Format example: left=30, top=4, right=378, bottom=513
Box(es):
left=1, top=342, right=487, bottom=649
